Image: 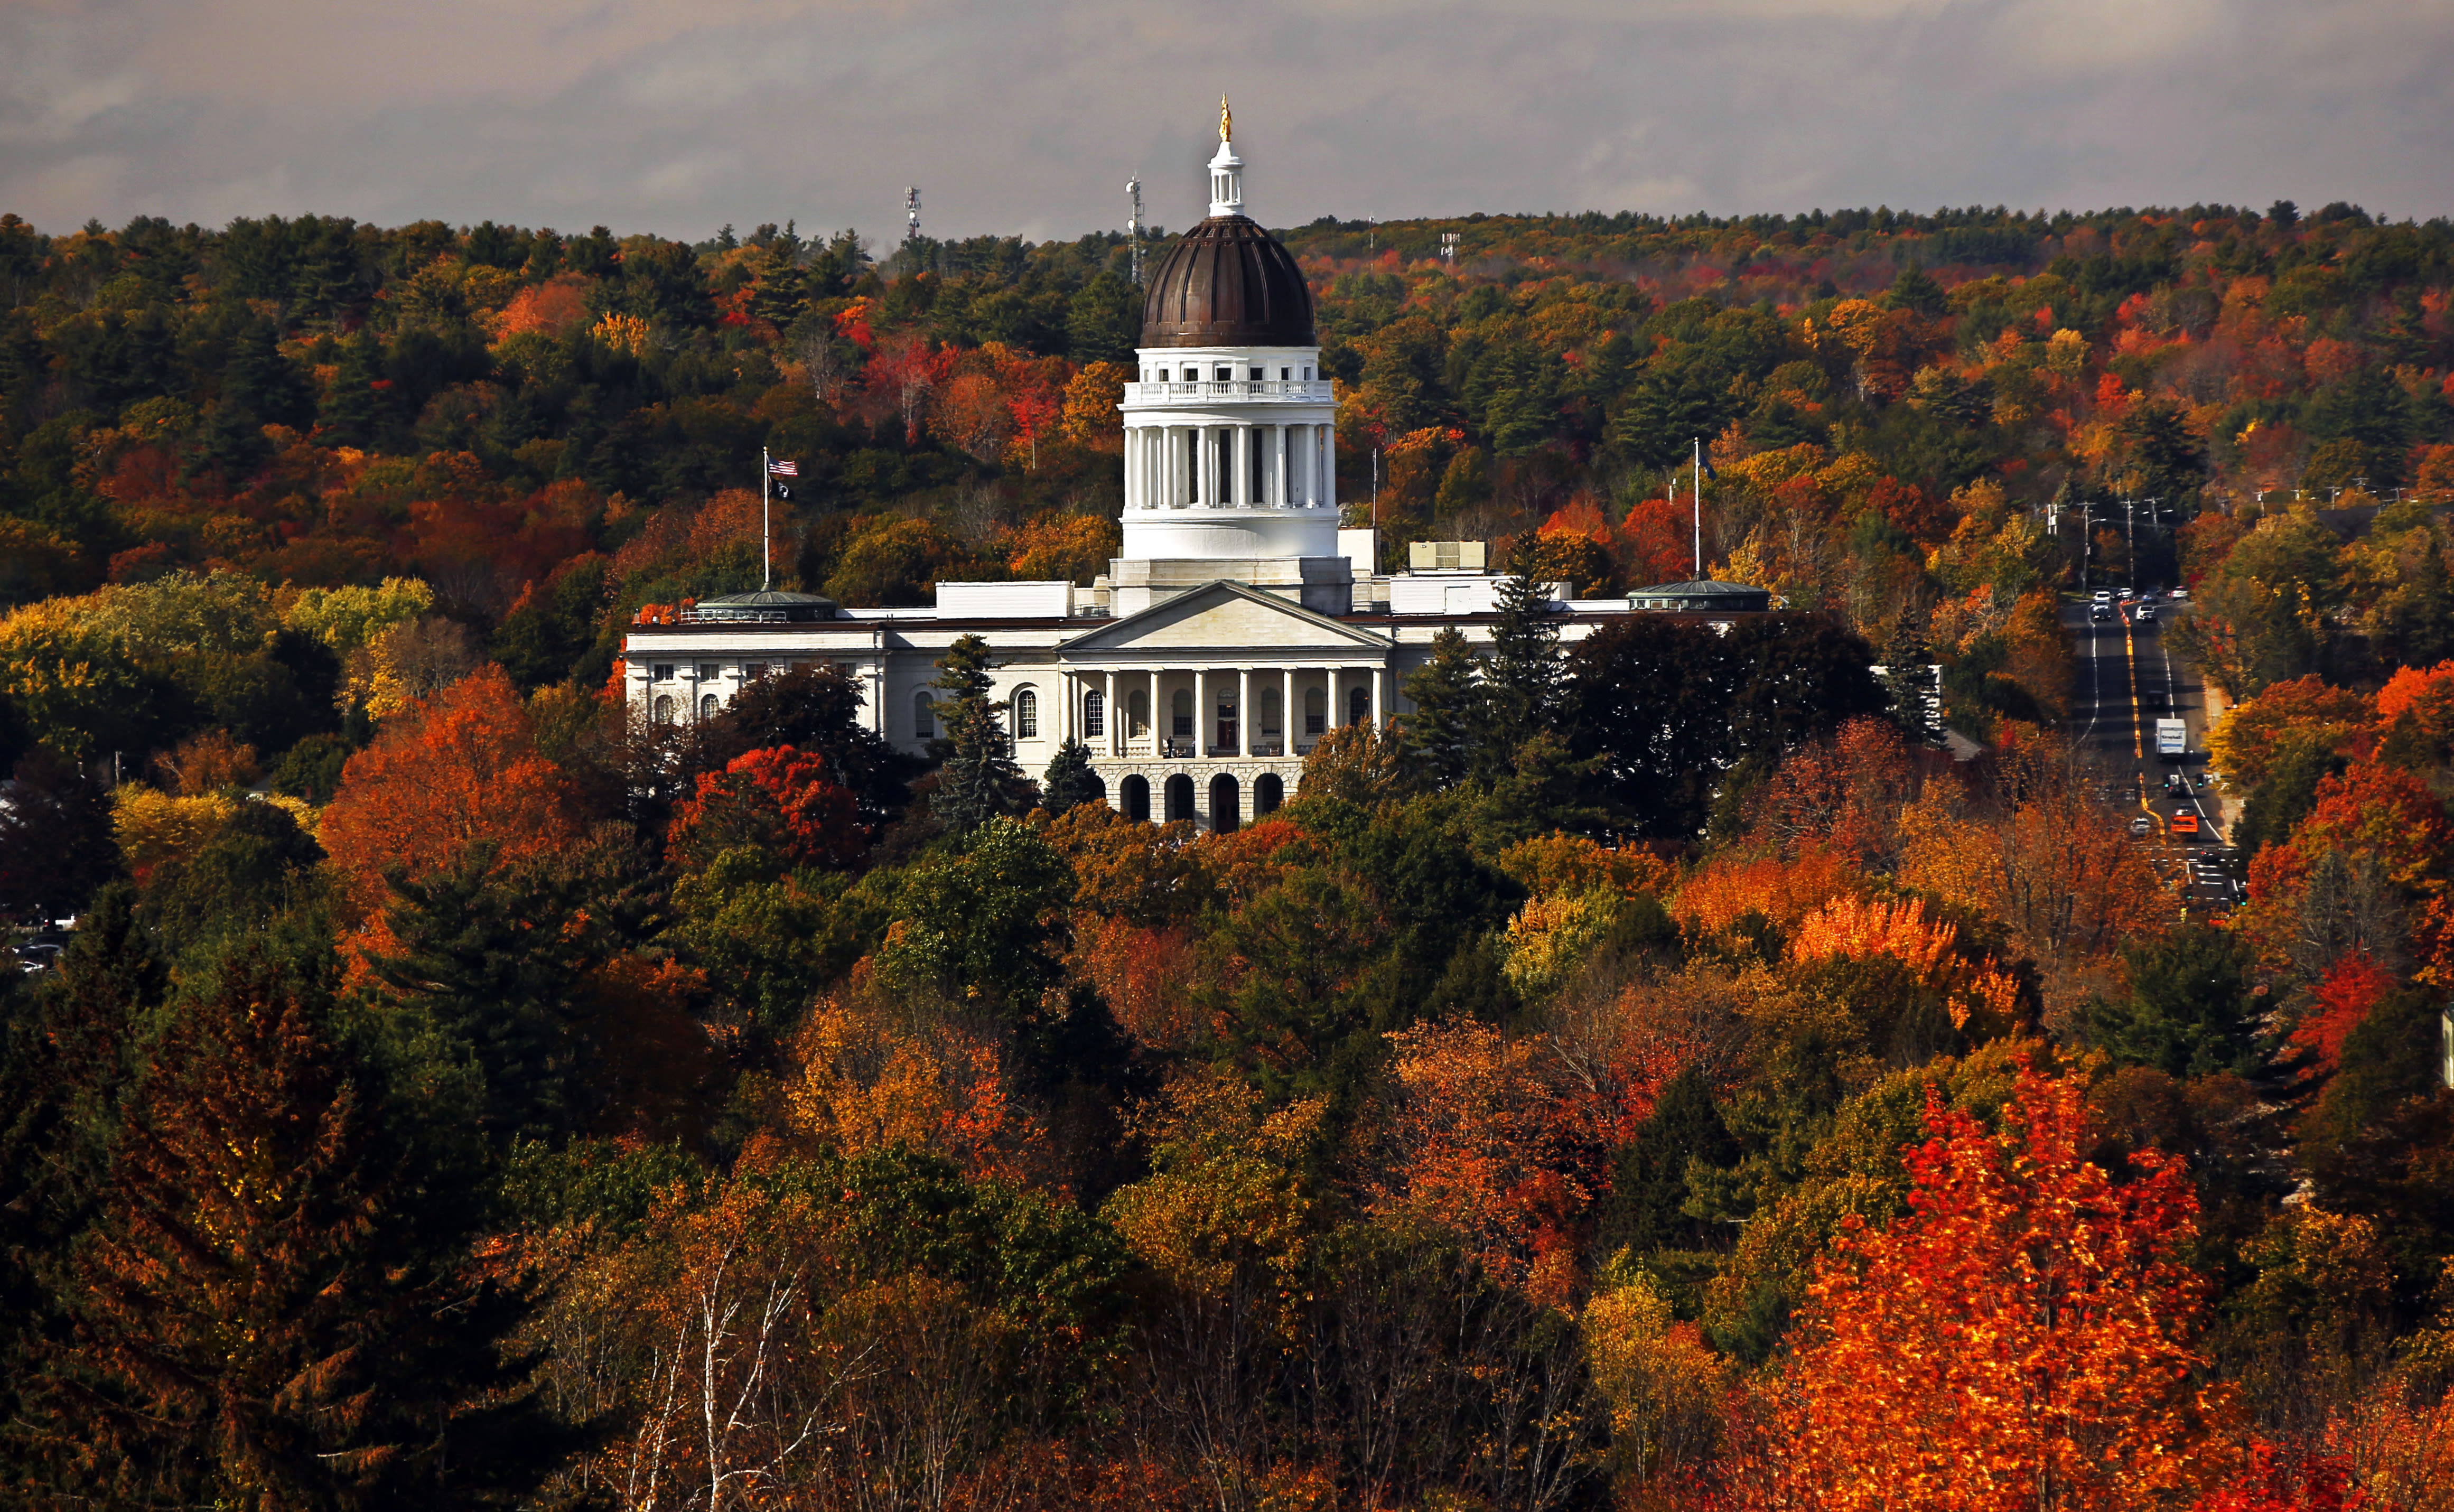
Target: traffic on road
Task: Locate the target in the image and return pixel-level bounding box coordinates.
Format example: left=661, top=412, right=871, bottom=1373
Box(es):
left=2065, top=589, right=2243, bottom=920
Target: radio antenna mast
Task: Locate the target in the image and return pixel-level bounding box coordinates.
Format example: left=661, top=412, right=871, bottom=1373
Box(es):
left=904, top=185, right=921, bottom=244
left=1126, top=176, right=1145, bottom=283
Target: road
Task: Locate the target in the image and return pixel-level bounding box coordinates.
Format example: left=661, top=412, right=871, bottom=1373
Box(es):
left=2063, top=594, right=2244, bottom=920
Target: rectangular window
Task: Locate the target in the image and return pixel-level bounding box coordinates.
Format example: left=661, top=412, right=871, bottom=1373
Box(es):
left=1083, top=692, right=1105, bottom=739
left=697, top=664, right=720, bottom=680
left=745, top=662, right=767, bottom=680
left=651, top=664, right=675, bottom=682
left=1249, top=367, right=1263, bottom=380
left=1280, top=367, right=1290, bottom=380
left=1214, top=366, right=1230, bottom=381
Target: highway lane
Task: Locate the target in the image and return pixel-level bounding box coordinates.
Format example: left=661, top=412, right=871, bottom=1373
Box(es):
left=2061, top=594, right=2244, bottom=919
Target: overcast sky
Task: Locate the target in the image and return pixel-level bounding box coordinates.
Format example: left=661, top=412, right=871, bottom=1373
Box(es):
left=4, top=0, right=2450, bottom=244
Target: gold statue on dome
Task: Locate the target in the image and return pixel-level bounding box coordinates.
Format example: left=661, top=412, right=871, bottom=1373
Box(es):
left=1220, top=95, right=1233, bottom=143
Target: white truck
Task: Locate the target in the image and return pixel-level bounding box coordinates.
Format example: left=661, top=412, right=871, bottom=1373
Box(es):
left=2155, top=717, right=2188, bottom=760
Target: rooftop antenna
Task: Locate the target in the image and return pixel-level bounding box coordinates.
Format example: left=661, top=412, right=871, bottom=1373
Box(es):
left=1127, top=175, right=1145, bottom=283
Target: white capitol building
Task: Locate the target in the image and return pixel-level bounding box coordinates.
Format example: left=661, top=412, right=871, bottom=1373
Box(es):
left=623, top=107, right=1765, bottom=830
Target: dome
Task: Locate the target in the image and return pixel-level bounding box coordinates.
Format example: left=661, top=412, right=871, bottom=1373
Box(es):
left=687, top=589, right=839, bottom=623
left=1629, top=580, right=1774, bottom=613
left=1139, top=216, right=1315, bottom=349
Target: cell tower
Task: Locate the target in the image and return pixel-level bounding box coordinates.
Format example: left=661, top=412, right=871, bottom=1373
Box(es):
left=1440, top=232, right=1461, bottom=266
left=1126, top=176, right=1145, bottom=284
left=904, top=186, right=921, bottom=243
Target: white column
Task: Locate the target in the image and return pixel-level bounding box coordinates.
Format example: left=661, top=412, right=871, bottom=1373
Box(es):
left=1104, top=670, right=1117, bottom=755
left=1148, top=668, right=1160, bottom=752
left=1322, top=426, right=1337, bottom=514
left=1199, top=427, right=1215, bottom=507
left=1238, top=667, right=1252, bottom=755
left=1274, top=425, right=1288, bottom=506
left=1194, top=668, right=1208, bottom=755
left=1369, top=665, right=1383, bottom=727
left=1234, top=426, right=1251, bottom=508
left=1279, top=668, right=1293, bottom=755
left=1328, top=667, right=1341, bottom=732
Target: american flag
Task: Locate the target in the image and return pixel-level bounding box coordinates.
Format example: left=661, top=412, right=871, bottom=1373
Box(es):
left=768, top=458, right=799, bottom=477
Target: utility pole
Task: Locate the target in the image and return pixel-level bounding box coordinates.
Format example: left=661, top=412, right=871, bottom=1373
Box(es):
left=1692, top=436, right=1705, bottom=579
left=2082, top=501, right=2093, bottom=588
left=2125, top=498, right=2135, bottom=590
left=1126, top=176, right=1145, bottom=284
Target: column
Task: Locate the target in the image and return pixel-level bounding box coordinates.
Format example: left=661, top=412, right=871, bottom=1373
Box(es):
left=1274, top=425, right=1288, bottom=506
left=1369, top=665, right=1383, bottom=727
left=1238, top=668, right=1252, bottom=754
left=1147, top=669, right=1160, bottom=752
left=1194, top=668, right=1208, bottom=755
left=1280, top=668, right=1293, bottom=756
left=1234, top=426, right=1251, bottom=508
left=1198, top=426, right=1213, bottom=507
left=1328, top=668, right=1341, bottom=732
left=1104, top=670, right=1118, bottom=756
left=1322, top=426, right=1337, bottom=514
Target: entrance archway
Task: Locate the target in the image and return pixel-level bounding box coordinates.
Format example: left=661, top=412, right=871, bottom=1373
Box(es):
left=1163, top=772, right=1196, bottom=823
left=1120, top=774, right=1151, bottom=823
left=1253, top=772, right=1283, bottom=816
left=1209, top=773, right=1240, bottom=834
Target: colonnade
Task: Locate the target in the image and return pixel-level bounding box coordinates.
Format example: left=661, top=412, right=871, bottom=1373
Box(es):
left=1124, top=423, right=1335, bottom=510
left=1055, top=666, right=1382, bottom=758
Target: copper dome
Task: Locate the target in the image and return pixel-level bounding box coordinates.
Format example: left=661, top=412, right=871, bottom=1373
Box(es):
left=1139, top=215, right=1315, bottom=348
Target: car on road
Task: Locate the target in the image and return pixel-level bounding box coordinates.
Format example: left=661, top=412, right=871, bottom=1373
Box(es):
left=2130, top=815, right=2155, bottom=836
left=2091, top=603, right=2112, bottom=622
left=2135, top=604, right=2157, bottom=623
left=2170, top=811, right=2201, bottom=837
left=2093, top=589, right=2114, bottom=603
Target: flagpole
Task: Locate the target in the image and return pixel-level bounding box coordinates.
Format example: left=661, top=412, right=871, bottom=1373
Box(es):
left=761, top=446, right=772, bottom=591
left=1691, top=436, right=1703, bottom=579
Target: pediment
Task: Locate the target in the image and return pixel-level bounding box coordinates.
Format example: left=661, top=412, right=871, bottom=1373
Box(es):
left=1061, top=580, right=1387, bottom=656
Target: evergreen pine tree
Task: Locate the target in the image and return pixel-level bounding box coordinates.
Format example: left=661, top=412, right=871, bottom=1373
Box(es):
left=1880, top=602, right=1943, bottom=747
left=1480, top=554, right=1562, bottom=773
left=223, top=316, right=314, bottom=430
left=929, top=633, right=1033, bottom=832
left=1397, top=626, right=1485, bottom=791
left=1591, top=1063, right=1739, bottom=1264
left=46, top=938, right=568, bottom=1507
left=1041, top=738, right=1104, bottom=813
left=318, top=329, right=389, bottom=448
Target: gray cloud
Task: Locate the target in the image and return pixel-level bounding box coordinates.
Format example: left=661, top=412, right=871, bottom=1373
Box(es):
left=1, top=0, right=2448, bottom=240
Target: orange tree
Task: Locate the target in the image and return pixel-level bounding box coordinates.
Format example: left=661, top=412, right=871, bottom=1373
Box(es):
left=1776, top=1062, right=2237, bottom=1510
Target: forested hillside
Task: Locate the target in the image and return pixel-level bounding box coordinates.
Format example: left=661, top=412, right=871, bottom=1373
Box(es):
left=3, top=200, right=2453, bottom=1509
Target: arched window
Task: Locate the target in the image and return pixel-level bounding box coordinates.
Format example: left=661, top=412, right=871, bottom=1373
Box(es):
left=913, top=692, right=936, bottom=740
left=1083, top=689, right=1106, bottom=739
left=1215, top=689, right=1237, bottom=753
left=699, top=694, right=719, bottom=719
left=1163, top=773, right=1196, bottom=823
left=1348, top=685, right=1371, bottom=726
left=651, top=695, right=676, bottom=725
left=1260, top=686, right=1282, bottom=737
left=1013, top=686, right=1039, bottom=739
left=1171, top=688, right=1193, bottom=739
left=1254, top=772, right=1284, bottom=816
left=1128, top=689, right=1149, bottom=738
left=1303, top=686, right=1327, bottom=736
left=1121, top=774, right=1151, bottom=823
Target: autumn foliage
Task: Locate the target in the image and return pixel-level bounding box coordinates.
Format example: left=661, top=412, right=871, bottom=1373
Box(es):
left=1778, top=1064, right=2234, bottom=1510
